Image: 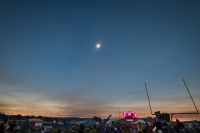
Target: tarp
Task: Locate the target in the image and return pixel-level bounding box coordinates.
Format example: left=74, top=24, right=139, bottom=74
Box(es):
left=28, top=118, right=43, bottom=122
left=83, top=119, right=95, bottom=125
left=134, top=119, right=145, bottom=124
left=43, top=122, right=76, bottom=128
left=35, top=122, right=42, bottom=127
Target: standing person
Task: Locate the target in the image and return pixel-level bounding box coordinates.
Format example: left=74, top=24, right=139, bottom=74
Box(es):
left=78, top=124, right=85, bottom=133
left=153, top=118, right=163, bottom=133
left=105, top=124, right=112, bottom=133
left=96, top=123, right=105, bottom=133
left=8, top=120, right=17, bottom=133
left=57, top=129, right=64, bottom=133
left=143, top=123, right=153, bottom=133
left=97, top=115, right=112, bottom=133
left=162, top=120, right=168, bottom=133
left=137, top=122, right=143, bottom=133
left=0, top=122, right=5, bottom=133
left=175, top=119, right=185, bottom=133
left=2, top=119, right=9, bottom=133
left=20, top=119, right=30, bottom=133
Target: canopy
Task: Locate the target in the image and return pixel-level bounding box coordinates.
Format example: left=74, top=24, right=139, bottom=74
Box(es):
left=83, top=119, right=95, bottom=125
left=28, top=118, right=43, bottom=122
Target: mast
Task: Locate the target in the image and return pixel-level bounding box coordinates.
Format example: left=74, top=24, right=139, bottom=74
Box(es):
left=145, top=82, right=153, bottom=115
left=182, top=79, right=199, bottom=114
left=119, top=108, right=120, bottom=119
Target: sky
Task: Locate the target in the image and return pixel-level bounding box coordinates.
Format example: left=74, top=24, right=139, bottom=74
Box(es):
left=0, top=0, right=200, bottom=120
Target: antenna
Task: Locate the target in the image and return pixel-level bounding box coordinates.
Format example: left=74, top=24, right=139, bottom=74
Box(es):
left=145, top=82, right=153, bottom=115
left=182, top=79, right=199, bottom=114
left=119, top=108, right=120, bottom=119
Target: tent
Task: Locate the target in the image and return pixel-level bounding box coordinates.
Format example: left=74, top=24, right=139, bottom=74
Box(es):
left=83, top=119, right=96, bottom=126
left=28, top=118, right=43, bottom=122
left=134, top=119, right=145, bottom=124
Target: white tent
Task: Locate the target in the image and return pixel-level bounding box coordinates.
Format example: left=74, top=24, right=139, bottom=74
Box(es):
left=28, top=118, right=43, bottom=122
left=134, top=119, right=145, bottom=124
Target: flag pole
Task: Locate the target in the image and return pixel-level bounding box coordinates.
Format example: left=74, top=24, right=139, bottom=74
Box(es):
left=145, top=82, right=153, bottom=115
left=182, top=78, right=199, bottom=114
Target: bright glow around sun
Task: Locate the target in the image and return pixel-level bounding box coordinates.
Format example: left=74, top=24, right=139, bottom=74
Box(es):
left=96, top=43, right=101, bottom=49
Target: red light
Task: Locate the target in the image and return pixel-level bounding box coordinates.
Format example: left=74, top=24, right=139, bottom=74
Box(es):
left=123, top=112, right=127, bottom=118
left=123, top=112, right=137, bottom=120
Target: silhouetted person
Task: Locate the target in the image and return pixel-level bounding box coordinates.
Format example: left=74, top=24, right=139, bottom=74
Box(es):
left=0, top=122, right=5, bottom=133
left=153, top=118, right=163, bottom=133
left=20, top=119, right=30, bottom=133
left=57, top=129, right=62, bottom=133
left=8, top=120, right=16, bottom=133
left=78, top=124, right=85, bottom=133
left=96, top=123, right=105, bottom=133
left=175, top=119, right=185, bottom=133
left=1, top=119, right=9, bottom=133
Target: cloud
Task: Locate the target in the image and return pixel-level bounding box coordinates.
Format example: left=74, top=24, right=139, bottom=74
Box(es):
left=0, top=81, right=199, bottom=119
left=0, top=102, right=10, bottom=109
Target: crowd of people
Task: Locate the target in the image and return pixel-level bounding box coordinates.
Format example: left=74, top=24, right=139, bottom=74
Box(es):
left=59, top=118, right=200, bottom=133
left=0, top=119, right=20, bottom=133
left=0, top=117, right=200, bottom=133
left=91, top=118, right=199, bottom=133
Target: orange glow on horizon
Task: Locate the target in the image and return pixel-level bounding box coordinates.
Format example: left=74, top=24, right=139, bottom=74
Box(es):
left=1, top=107, right=200, bottom=121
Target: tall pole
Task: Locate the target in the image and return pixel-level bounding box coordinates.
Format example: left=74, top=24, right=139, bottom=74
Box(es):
left=119, top=108, right=120, bottom=120
left=182, top=79, right=199, bottom=114
left=145, top=82, right=153, bottom=115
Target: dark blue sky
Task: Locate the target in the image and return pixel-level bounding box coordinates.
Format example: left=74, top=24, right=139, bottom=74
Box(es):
left=0, top=0, right=200, bottom=119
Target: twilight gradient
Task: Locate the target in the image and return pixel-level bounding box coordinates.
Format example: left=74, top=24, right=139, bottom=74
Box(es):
left=0, top=0, right=200, bottom=120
